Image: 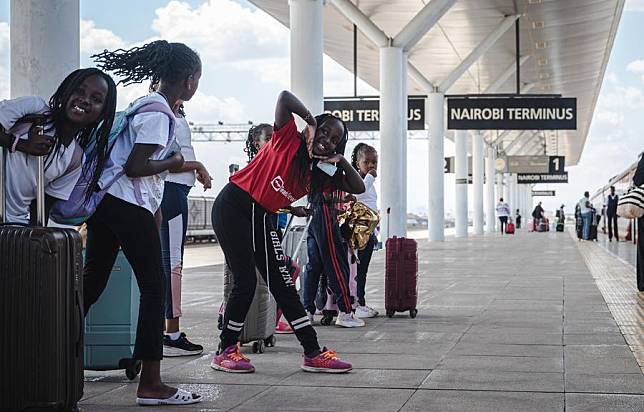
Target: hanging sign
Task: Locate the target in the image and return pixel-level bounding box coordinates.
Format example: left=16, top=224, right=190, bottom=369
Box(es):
left=447, top=97, right=576, bottom=130
left=507, top=156, right=566, bottom=174
left=324, top=98, right=425, bottom=131
left=532, top=190, right=556, bottom=196
left=517, top=172, right=569, bottom=184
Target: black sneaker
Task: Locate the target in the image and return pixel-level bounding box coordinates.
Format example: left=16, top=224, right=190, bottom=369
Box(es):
left=163, top=333, right=204, bottom=357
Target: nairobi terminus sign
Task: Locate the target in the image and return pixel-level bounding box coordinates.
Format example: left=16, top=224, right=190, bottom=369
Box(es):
left=447, top=97, right=576, bottom=130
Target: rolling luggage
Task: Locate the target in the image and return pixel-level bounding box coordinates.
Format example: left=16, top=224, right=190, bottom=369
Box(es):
left=527, top=218, right=535, bottom=232
left=385, top=237, right=418, bottom=318
left=556, top=222, right=564, bottom=232
left=84, top=250, right=142, bottom=380
left=1, top=152, right=84, bottom=411
left=538, top=219, right=547, bottom=232
left=506, top=221, right=515, bottom=234
left=576, top=215, right=583, bottom=239
left=589, top=211, right=598, bottom=241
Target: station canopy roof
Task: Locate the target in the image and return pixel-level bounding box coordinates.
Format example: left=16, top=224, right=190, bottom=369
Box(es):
left=249, top=0, right=624, bottom=165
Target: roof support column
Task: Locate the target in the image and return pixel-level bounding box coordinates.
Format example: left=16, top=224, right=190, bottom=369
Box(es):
left=428, top=91, right=445, bottom=241
left=485, top=146, right=497, bottom=233
left=455, top=129, right=469, bottom=238
left=401, top=52, right=408, bottom=228
left=473, top=131, right=485, bottom=235
left=380, top=46, right=406, bottom=238
left=496, top=169, right=505, bottom=232
left=290, top=0, right=324, bottom=116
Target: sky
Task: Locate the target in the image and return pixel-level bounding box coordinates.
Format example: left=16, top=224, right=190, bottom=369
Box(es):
left=0, top=0, right=643, bottom=217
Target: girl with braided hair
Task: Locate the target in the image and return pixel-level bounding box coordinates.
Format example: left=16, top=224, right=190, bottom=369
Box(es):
left=210, top=90, right=364, bottom=374
left=350, top=143, right=380, bottom=318
left=244, top=123, right=273, bottom=162
left=83, top=40, right=202, bottom=406
left=0, top=68, right=117, bottom=224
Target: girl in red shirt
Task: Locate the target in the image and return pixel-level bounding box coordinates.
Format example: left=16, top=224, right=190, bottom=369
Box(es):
left=210, top=91, right=364, bottom=373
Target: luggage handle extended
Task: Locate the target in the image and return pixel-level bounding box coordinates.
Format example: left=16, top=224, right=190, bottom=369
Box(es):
left=0, top=125, right=46, bottom=226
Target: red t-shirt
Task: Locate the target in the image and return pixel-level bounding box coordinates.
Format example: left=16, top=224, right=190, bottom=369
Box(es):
left=230, top=116, right=310, bottom=212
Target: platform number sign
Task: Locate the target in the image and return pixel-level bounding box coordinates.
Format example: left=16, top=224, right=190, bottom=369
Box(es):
left=549, top=156, right=565, bottom=174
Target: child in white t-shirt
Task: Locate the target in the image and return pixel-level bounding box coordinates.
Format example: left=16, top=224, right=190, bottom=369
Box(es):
left=85, top=40, right=203, bottom=407
left=0, top=68, right=117, bottom=224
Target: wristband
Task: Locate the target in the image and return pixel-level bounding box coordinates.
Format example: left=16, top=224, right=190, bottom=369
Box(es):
left=10, top=134, right=20, bottom=153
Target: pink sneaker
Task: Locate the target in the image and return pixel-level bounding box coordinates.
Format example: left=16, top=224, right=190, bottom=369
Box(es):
left=275, top=320, right=294, bottom=334
left=210, top=343, right=255, bottom=373
left=301, top=347, right=352, bottom=373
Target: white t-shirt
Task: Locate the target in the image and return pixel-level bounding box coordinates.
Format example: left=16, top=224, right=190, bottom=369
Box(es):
left=166, top=116, right=196, bottom=187
left=578, top=196, right=591, bottom=214
left=496, top=202, right=511, bottom=217
left=0, top=96, right=83, bottom=224
left=103, top=93, right=174, bottom=214
left=356, top=173, right=378, bottom=211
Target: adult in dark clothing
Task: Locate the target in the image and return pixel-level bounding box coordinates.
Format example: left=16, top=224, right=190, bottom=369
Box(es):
left=606, top=186, right=619, bottom=242
left=634, top=152, right=644, bottom=291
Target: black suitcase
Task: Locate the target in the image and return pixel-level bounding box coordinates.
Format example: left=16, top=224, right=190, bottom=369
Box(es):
left=1, top=152, right=84, bottom=411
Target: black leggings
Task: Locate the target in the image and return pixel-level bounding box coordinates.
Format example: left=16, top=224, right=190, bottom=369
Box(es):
left=499, top=216, right=508, bottom=234
left=212, top=183, right=320, bottom=356
left=83, top=194, right=165, bottom=361
left=637, top=217, right=643, bottom=291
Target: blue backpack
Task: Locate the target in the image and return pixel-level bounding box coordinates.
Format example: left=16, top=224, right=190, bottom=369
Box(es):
left=49, top=97, right=176, bottom=225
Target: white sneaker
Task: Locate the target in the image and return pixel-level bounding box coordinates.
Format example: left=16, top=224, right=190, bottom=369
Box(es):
left=354, top=305, right=378, bottom=318
left=307, top=311, right=315, bottom=325
left=335, top=312, right=365, bottom=328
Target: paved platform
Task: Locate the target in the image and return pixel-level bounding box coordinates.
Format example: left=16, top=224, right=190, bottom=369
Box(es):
left=81, top=229, right=644, bottom=411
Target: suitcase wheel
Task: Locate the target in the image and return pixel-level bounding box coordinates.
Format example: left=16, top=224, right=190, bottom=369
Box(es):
left=386, top=310, right=395, bottom=318
left=409, top=309, right=418, bottom=319
left=252, top=340, right=265, bottom=354
left=124, top=359, right=141, bottom=381
left=265, top=335, right=276, bottom=347
left=320, top=311, right=334, bottom=326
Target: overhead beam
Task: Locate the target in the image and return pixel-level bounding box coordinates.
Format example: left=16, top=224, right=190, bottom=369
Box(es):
left=439, top=14, right=520, bottom=92
left=503, top=130, right=531, bottom=154
left=408, top=62, right=435, bottom=91
left=483, top=55, right=530, bottom=94
left=330, top=0, right=388, bottom=47
left=393, top=0, right=456, bottom=52
left=509, top=134, right=537, bottom=156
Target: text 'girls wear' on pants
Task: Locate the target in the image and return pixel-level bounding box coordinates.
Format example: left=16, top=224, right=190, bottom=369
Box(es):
left=160, top=182, right=192, bottom=319
left=211, top=183, right=320, bottom=357
left=356, top=234, right=378, bottom=307
left=83, top=194, right=165, bottom=361
left=302, top=194, right=353, bottom=315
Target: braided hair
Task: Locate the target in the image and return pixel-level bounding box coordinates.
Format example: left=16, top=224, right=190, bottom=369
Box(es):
left=244, top=123, right=272, bottom=162
left=291, top=113, right=349, bottom=194
left=350, top=142, right=376, bottom=171
left=92, top=40, right=201, bottom=86
left=27, top=68, right=117, bottom=201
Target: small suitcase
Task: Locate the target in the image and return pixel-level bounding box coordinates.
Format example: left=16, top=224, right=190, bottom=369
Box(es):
left=556, top=223, right=564, bottom=232
left=385, top=237, right=418, bottom=318
left=506, top=222, right=515, bottom=234
left=527, top=218, right=535, bottom=232
left=220, top=265, right=276, bottom=353
left=1, top=154, right=84, bottom=411
left=84, top=250, right=142, bottom=380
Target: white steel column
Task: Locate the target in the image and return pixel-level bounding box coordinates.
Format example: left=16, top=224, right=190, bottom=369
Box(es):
left=454, top=130, right=468, bottom=238
left=485, top=147, right=496, bottom=233
left=428, top=92, right=445, bottom=241
left=380, top=46, right=405, bottom=238
left=289, top=0, right=324, bottom=115
left=472, top=131, right=485, bottom=235
left=507, top=174, right=515, bottom=217
left=401, top=53, right=408, bottom=235
left=11, top=0, right=80, bottom=98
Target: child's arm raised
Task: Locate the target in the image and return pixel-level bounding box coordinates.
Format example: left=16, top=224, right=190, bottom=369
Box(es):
left=274, top=91, right=316, bottom=129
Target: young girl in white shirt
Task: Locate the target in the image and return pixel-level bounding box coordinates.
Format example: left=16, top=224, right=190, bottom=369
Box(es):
left=85, top=40, right=203, bottom=406
left=0, top=68, right=117, bottom=224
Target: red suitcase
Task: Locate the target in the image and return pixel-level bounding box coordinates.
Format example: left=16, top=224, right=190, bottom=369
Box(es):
left=506, top=222, right=515, bottom=234
left=385, top=237, right=418, bottom=318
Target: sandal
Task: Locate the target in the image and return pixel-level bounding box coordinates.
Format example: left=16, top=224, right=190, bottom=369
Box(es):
left=136, top=388, right=202, bottom=406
